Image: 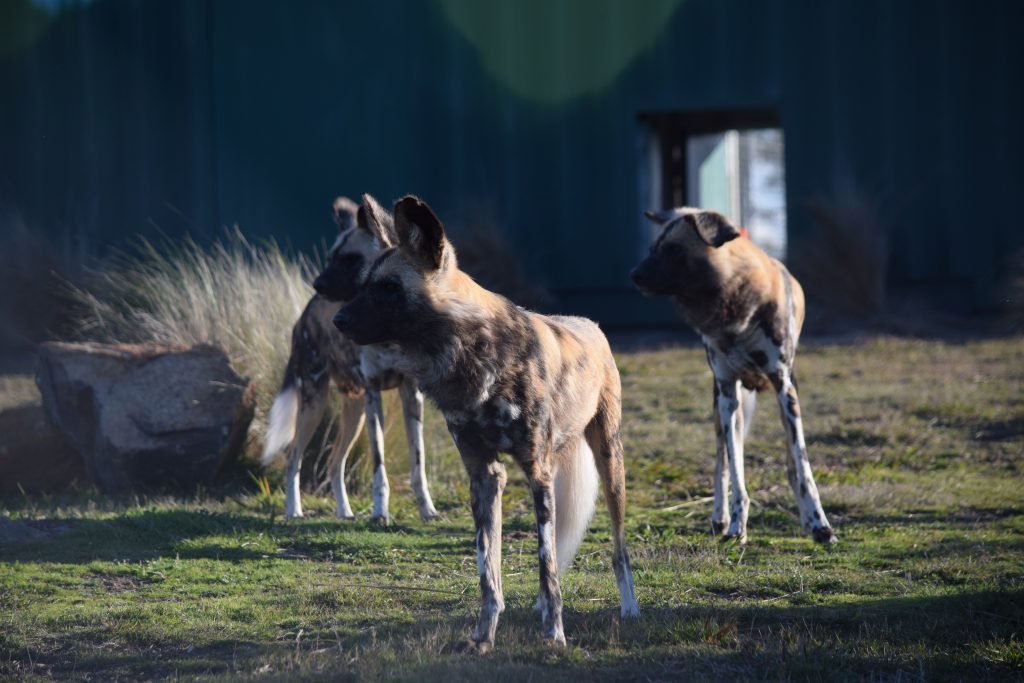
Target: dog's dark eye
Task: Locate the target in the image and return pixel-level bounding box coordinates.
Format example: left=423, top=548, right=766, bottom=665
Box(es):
left=378, top=279, right=401, bottom=294
left=663, top=242, right=684, bottom=256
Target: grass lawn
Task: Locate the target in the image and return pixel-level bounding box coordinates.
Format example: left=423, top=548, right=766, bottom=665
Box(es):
left=1, top=335, right=1022, bottom=681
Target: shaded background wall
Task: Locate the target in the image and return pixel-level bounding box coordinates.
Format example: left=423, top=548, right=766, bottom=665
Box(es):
left=2, top=0, right=1023, bottom=328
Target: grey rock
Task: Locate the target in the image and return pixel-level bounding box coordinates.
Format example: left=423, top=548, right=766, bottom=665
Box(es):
left=36, top=342, right=254, bottom=492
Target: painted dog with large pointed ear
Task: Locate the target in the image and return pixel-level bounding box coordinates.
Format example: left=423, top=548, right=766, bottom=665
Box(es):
left=333, top=195, right=639, bottom=652
left=261, top=195, right=438, bottom=523
left=631, top=207, right=837, bottom=545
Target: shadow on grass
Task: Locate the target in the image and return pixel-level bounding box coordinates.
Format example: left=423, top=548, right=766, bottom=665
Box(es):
left=842, top=505, right=1024, bottom=529
left=6, top=590, right=1022, bottom=681
left=0, top=508, right=468, bottom=564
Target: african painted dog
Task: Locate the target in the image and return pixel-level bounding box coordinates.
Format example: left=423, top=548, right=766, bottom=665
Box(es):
left=261, top=196, right=438, bottom=523
left=630, top=207, right=837, bottom=545
left=333, top=195, right=639, bottom=652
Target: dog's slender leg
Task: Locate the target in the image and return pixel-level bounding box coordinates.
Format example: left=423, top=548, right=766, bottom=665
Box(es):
left=772, top=368, right=837, bottom=544
left=460, top=449, right=506, bottom=653
left=717, top=378, right=750, bottom=542
left=523, top=458, right=566, bottom=646
left=327, top=395, right=365, bottom=519
left=586, top=385, right=640, bottom=619
left=711, top=382, right=731, bottom=536
left=363, top=387, right=390, bottom=523
left=284, top=391, right=327, bottom=519
left=399, top=378, right=439, bottom=521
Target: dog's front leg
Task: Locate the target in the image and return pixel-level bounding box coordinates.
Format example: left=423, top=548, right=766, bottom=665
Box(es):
left=526, top=463, right=565, bottom=646
left=398, top=379, right=439, bottom=521
left=459, top=450, right=506, bottom=653
left=364, top=387, right=390, bottom=523
left=772, top=368, right=837, bottom=544
left=716, top=378, right=750, bottom=542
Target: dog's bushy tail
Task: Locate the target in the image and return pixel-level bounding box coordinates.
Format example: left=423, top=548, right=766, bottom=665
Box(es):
left=741, top=387, right=757, bottom=440
left=261, top=368, right=299, bottom=466
left=554, top=439, right=600, bottom=575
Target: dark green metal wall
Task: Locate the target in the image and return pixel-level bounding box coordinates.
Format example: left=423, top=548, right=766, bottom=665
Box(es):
left=2, top=0, right=1022, bottom=325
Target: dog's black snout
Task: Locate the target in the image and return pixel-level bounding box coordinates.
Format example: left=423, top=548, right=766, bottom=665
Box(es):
left=312, top=275, right=327, bottom=295
left=332, top=309, right=351, bottom=332
left=629, top=267, right=643, bottom=286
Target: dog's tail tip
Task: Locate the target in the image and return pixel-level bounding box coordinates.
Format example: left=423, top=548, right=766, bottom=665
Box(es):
left=554, top=440, right=600, bottom=575
left=261, top=385, right=299, bottom=466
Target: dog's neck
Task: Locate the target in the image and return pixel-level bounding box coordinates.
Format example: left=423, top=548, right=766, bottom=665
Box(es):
left=395, top=270, right=530, bottom=415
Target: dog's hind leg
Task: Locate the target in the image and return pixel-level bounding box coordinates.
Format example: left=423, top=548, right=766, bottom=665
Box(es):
left=771, top=367, right=837, bottom=544
left=711, top=384, right=731, bottom=536
left=399, top=378, right=439, bottom=521
left=585, top=379, right=640, bottom=620
left=327, top=394, right=366, bottom=519
left=284, top=390, right=327, bottom=519
left=716, top=378, right=750, bottom=543
left=364, top=387, right=390, bottom=523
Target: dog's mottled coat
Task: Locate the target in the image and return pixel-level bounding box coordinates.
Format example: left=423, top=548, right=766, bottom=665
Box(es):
left=631, top=207, right=836, bottom=544
left=334, top=195, right=639, bottom=652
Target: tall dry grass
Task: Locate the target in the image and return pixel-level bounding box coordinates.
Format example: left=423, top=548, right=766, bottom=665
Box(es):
left=71, top=229, right=316, bottom=450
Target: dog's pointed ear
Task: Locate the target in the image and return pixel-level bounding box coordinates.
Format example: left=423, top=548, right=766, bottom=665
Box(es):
left=394, top=195, right=447, bottom=271
left=359, top=193, right=396, bottom=248
left=644, top=208, right=681, bottom=225
left=686, top=211, right=741, bottom=248
left=332, top=196, right=359, bottom=232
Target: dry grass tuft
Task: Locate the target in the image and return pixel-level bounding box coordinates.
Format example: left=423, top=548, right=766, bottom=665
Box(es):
left=70, top=228, right=316, bottom=447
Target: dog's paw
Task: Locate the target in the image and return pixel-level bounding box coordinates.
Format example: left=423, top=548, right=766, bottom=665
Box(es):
left=419, top=509, right=440, bottom=522
left=811, top=526, right=838, bottom=545
left=452, top=638, right=493, bottom=655
left=710, top=520, right=729, bottom=536
left=720, top=531, right=747, bottom=545
left=542, top=633, right=567, bottom=649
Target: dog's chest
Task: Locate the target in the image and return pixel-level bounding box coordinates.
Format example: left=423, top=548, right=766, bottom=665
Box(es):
left=359, top=345, right=405, bottom=390
left=445, top=395, right=534, bottom=454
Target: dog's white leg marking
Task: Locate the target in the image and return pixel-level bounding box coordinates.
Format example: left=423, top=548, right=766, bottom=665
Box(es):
left=284, top=442, right=304, bottom=519
left=467, top=458, right=507, bottom=653
left=364, top=388, right=390, bottom=522
left=774, top=367, right=836, bottom=543
left=327, top=395, right=365, bottom=519
left=717, top=379, right=749, bottom=542
left=399, top=379, right=438, bottom=520
left=711, top=388, right=731, bottom=535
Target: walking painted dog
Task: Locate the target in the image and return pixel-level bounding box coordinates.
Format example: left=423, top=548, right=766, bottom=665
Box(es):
left=630, top=207, right=837, bottom=545
left=332, top=195, right=639, bottom=652
left=261, top=196, right=438, bottom=523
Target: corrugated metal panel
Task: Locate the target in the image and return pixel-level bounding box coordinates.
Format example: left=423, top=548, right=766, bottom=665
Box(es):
left=2, top=0, right=1022, bottom=322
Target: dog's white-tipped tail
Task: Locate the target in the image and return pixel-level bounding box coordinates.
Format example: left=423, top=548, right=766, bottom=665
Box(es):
left=554, top=439, right=600, bottom=575
left=740, top=387, right=757, bottom=440
left=261, top=386, right=299, bottom=466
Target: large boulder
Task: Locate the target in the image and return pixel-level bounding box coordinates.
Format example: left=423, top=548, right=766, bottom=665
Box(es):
left=0, top=405, right=86, bottom=495
left=36, top=342, right=254, bottom=492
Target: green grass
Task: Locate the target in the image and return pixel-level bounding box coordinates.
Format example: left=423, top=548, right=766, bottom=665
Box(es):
left=2, top=336, right=1023, bottom=681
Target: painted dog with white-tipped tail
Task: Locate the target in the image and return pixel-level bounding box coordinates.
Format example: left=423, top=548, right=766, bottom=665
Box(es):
left=631, top=207, right=836, bottom=545
left=333, top=195, right=640, bottom=652
left=261, top=195, right=437, bottom=523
